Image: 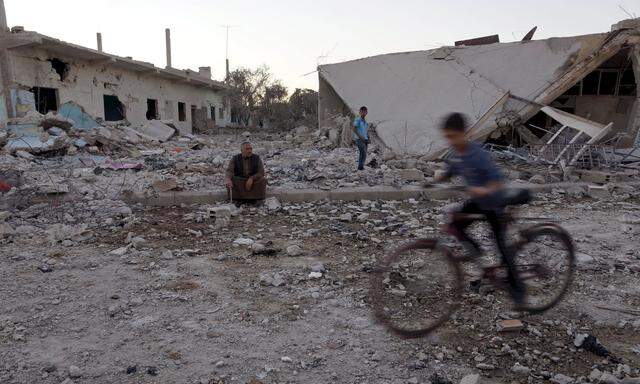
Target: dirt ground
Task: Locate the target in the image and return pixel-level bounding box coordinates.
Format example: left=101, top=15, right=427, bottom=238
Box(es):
left=1, top=191, right=639, bottom=384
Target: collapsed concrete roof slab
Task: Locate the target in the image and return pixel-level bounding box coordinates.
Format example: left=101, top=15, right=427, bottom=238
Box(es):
left=319, top=30, right=637, bottom=157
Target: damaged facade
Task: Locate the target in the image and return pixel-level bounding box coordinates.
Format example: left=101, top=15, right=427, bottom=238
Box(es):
left=0, top=27, right=231, bottom=135
left=318, top=19, right=640, bottom=167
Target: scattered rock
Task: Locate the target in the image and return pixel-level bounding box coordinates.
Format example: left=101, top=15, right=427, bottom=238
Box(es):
left=286, top=244, right=303, bottom=256
left=68, top=365, right=82, bottom=379
left=551, top=374, right=574, bottom=384
left=529, top=174, right=546, bottom=184
left=460, top=374, right=480, bottom=384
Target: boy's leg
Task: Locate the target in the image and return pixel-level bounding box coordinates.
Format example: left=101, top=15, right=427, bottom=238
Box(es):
left=485, top=211, right=525, bottom=305
left=356, top=140, right=366, bottom=170
left=448, top=201, right=483, bottom=256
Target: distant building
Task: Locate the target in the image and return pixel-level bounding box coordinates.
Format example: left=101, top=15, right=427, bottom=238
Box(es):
left=0, top=25, right=230, bottom=134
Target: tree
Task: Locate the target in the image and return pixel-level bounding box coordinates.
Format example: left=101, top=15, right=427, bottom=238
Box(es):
left=289, top=88, right=318, bottom=124
left=225, top=65, right=319, bottom=129
left=226, top=65, right=272, bottom=126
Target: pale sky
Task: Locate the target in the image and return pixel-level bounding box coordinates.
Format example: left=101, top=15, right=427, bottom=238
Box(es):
left=5, top=0, right=638, bottom=93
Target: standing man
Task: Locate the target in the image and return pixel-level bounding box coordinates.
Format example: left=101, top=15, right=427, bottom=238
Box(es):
left=225, top=142, right=267, bottom=204
left=352, top=106, right=369, bottom=171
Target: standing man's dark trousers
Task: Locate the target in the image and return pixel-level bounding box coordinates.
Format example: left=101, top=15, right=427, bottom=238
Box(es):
left=355, top=139, right=368, bottom=171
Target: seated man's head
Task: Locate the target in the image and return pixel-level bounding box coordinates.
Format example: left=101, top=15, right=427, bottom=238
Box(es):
left=440, top=112, right=468, bottom=148
left=241, top=142, right=253, bottom=158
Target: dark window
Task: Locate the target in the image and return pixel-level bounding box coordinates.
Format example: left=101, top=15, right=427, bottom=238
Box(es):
left=564, top=82, right=581, bottom=96
left=619, top=68, right=637, bottom=96
left=191, top=105, right=197, bottom=130
left=599, top=71, right=618, bottom=95
left=146, top=99, right=158, bottom=120
left=103, top=95, right=126, bottom=121
left=178, top=102, right=186, bottom=121
left=47, top=58, right=69, bottom=81
left=218, top=107, right=224, bottom=120
left=210, top=106, right=216, bottom=123
left=30, top=87, right=58, bottom=114
left=582, top=72, right=600, bottom=95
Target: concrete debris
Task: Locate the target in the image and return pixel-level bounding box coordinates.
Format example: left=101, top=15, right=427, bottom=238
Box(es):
left=41, top=112, right=75, bottom=130
left=588, top=185, right=611, bottom=199
left=133, top=120, right=176, bottom=142
left=264, top=197, right=282, bottom=211
left=153, top=178, right=179, bottom=192
left=286, top=244, right=303, bottom=256
left=497, top=319, right=524, bottom=332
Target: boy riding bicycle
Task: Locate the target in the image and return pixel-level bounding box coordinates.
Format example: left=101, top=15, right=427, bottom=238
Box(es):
left=434, top=113, right=526, bottom=308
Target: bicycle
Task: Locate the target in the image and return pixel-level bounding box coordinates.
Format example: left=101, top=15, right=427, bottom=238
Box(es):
left=369, top=185, right=576, bottom=339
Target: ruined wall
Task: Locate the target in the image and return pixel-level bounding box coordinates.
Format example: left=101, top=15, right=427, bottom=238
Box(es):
left=572, top=95, right=636, bottom=133
left=318, top=75, right=351, bottom=129
left=8, top=47, right=231, bottom=133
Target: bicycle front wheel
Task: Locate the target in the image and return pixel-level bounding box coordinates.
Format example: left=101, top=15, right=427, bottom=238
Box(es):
left=370, top=239, right=463, bottom=338
left=514, top=224, right=575, bottom=313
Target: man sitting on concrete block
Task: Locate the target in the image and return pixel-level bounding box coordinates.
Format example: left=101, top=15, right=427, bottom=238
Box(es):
left=225, top=141, right=267, bottom=203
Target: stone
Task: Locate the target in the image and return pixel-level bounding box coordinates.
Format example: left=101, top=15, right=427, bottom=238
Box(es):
left=399, top=168, right=425, bottom=182
left=460, top=374, right=480, bottom=384
left=260, top=273, right=285, bottom=287
left=476, top=363, right=495, bottom=371
left=529, top=174, right=546, bottom=184
left=68, top=365, right=82, bottom=378
left=233, top=238, right=254, bottom=246
left=574, top=333, right=588, bottom=347
left=576, top=253, right=594, bottom=265
left=621, top=379, right=640, bottom=384
left=264, top=197, right=282, bottom=211
left=286, top=244, right=303, bottom=256
left=339, top=213, right=353, bottom=222
left=109, top=245, right=131, bottom=256
left=251, top=242, right=266, bottom=253
left=310, top=263, right=326, bottom=273
left=15, top=150, right=35, bottom=160
left=130, top=237, right=147, bottom=250
left=153, top=178, right=179, bottom=192
left=308, top=272, right=323, bottom=279
left=599, top=373, right=621, bottom=384
left=511, top=363, right=531, bottom=376
left=551, top=374, right=574, bottom=384
left=497, top=319, right=524, bottom=332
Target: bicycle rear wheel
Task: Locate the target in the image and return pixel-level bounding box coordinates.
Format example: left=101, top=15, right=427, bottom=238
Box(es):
left=514, top=224, right=575, bottom=313
left=370, top=239, right=463, bottom=338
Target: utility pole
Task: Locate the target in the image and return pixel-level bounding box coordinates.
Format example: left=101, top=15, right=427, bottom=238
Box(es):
left=221, top=25, right=236, bottom=81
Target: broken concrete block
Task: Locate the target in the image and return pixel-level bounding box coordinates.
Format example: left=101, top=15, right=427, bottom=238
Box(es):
left=133, top=120, right=176, bottom=142
left=58, top=102, right=99, bottom=130
left=460, top=374, right=481, bottom=384
left=529, top=174, right=546, bottom=184
left=399, top=168, right=425, bottom=182
left=41, top=112, right=74, bottom=130
left=153, top=178, right=179, bottom=192
left=15, top=150, right=34, bottom=160
left=264, top=197, right=281, bottom=211
left=587, top=185, right=610, bottom=199
left=497, top=319, right=524, bottom=332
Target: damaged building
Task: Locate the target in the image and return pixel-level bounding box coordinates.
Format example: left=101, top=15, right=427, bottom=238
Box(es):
left=318, top=19, right=640, bottom=169
left=0, top=22, right=230, bottom=136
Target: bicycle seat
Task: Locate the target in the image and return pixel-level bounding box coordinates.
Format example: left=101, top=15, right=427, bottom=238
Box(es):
left=503, top=188, right=532, bottom=206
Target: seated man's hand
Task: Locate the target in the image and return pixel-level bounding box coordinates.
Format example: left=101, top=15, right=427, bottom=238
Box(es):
left=245, top=177, right=254, bottom=191
left=225, top=178, right=233, bottom=189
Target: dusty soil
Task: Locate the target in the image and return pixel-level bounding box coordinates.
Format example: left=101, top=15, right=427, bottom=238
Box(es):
left=1, top=193, right=639, bottom=384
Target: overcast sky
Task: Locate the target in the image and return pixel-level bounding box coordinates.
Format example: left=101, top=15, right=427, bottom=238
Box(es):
left=5, top=0, right=638, bottom=93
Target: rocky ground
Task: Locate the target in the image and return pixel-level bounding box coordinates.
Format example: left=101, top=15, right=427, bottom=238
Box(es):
left=1, top=172, right=639, bottom=384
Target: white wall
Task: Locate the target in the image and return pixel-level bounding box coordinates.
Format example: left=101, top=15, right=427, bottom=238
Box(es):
left=8, top=47, right=231, bottom=133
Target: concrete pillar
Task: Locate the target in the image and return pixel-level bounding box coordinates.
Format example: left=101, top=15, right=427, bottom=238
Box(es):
left=165, top=28, right=172, bottom=68
left=96, top=32, right=103, bottom=51
left=0, top=0, right=7, bottom=31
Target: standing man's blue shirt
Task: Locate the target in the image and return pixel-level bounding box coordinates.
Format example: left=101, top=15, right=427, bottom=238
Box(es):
left=446, top=142, right=505, bottom=209
left=353, top=116, right=369, bottom=141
